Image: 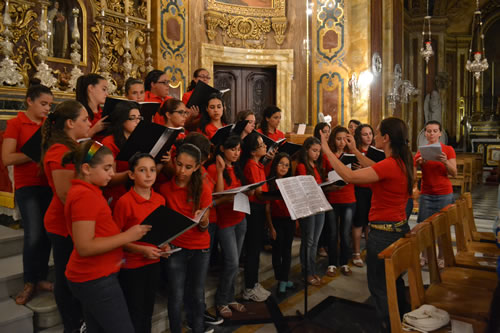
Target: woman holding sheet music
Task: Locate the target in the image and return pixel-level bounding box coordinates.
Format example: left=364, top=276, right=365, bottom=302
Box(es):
left=2, top=83, right=54, bottom=305
left=295, top=137, right=326, bottom=286
left=257, top=106, right=285, bottom=141
left=320, top=117, right=413, bottom=332
left=199, top=93, right=227, bottom=139
left=158, top=143, right=212, bottom=333
left=63, top=141, right=151, bottom=333
left=236, top=110, right=257, bottom=139
left=75, top=74, right=109, bottom=140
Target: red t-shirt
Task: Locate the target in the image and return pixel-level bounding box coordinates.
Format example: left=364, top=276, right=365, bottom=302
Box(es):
left=207, top=164, right=246, bottom=229
left=182, top=90, right=193, bottom=105
left=369, top=157, right=409, bottom=222
left=158, top=177, right=212, bottom=249
left=144, top=91, right=164, bottom=104
left=65, top=179, right=123, bottom=282
left=414, top=143, right=455, bottom=195
left=90, top=106, right=105, bottom=142
left=243, top=159, right=268, bottom=204
left=270, top=194, right=290, bottom=218
left=257, top=128, right=285, bottom=142
left=3, top=112, right=48, bottom=189
left=202, top=166, right=217, bottom=223
left=322, top=157, right=356, bottom=204
left=102, top=135, right=128, bottom=208
left=113, top=188, right=165, bottom=269
left=200, top=123, right=223, bottom=140
left=43, top=144, right=75, bottom=237
left=295, top=163, right=322, bottom=184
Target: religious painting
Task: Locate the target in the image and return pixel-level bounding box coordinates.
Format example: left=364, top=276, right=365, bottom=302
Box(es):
left=207, top=0, right=285, bottom=17
left=47, top=0, right=87, bottom=65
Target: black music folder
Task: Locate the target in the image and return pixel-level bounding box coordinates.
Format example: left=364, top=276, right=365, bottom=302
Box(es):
left=366, top=146, right=386, bottom=162
left=138, top=102, right=161, bottom=123
left=116, top=121, right=183, bottom=163
left=340, top=153, right=358, bottom=166
left=140, top=205, right=209, bottom=247
left=210, top=120, right=249, bottom=146
left=102, top=97, right=126, bottom=120
left=20, top=127, right=42, bottom=162
left=278, top=141, right=302, bottom=157
left=186, top=81, right=229, bottom=110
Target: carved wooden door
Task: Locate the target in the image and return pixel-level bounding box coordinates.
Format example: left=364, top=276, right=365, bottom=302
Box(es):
left=213, top=66, right=276, bottom=123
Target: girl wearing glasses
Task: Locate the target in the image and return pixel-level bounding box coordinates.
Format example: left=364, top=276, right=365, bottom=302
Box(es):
left=102, top=101, right=143, bottom=208
left=75, top=74, right=109, bottom=140
left=182, top=68, right=211, bottom=105
left=158, top=98, right=189, bottom=136
left=199, top=93, right=228, bottom=140
left=144, top=69, right=170, bottom=104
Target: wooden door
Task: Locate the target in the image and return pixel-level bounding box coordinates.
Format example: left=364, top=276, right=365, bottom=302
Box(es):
left=213, top=65, right=276, bottom=123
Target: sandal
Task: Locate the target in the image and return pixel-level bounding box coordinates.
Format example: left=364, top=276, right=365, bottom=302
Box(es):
left=15, top=283, right=35, bottom=305
left=352, top=253, right=364, bottom=267
left=306, top=276, right=321, bottom=286
left=326, top=265, right=337, bottom=277
left=36, top=280, right=54, bottom=292
left=217, top=305, right=232, bottom=319
left=228, top=302, right=247, bottom=313
left=437, top=258, right=445, bottom=269
left=340, top=265, right=352, bottom=276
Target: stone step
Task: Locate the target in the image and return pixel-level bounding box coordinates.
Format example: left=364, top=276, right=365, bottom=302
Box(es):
left=25, top=291, right=61, bottom=330
left=0, top=225, right=23, bottom=258
left=0, top=298, right=33, bottom=333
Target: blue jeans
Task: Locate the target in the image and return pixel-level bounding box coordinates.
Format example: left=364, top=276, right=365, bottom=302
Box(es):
left=15, top=185, right=52, bottom=283
left=299, top=213, right=325, bottom=276
left=326, top=203, right=355, bottom=266
left=164, top=248, right=210, bottom=333
left=366, top=224, right=410, bottom=327
left=215, top=218, right=247, bottom=306
left=417, top=193, right=454, bottom=222
left=68, top=273, right=134, bottom=333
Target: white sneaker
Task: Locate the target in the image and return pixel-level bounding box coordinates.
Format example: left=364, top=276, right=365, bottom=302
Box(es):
left=255, top=283, right=271, bottom=297
left=242, top=286, right=268, bottom=302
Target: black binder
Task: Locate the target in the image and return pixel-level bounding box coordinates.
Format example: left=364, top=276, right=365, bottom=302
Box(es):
left=20, top=127, right=42, bottom=162
left=102, top=97, right=126, bottom=120
left=339, top=153, right=358, bottom=166
left=210, top=120, right=249, bottom=146
left=138, top=102, right=161, bottom=123
left=186, top=81, right=221, bottom=110
left=366, top=146, right=386, bottom=162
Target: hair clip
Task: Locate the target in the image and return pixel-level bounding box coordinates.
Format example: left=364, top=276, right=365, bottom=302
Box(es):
left=84, top=141, right=103, bottom=164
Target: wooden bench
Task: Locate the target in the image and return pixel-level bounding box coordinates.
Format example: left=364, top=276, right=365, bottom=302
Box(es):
left=460, top=192, right=496, bottom=242
left=456, top=152, right=483, bottom=186
left=449, top=157, right=473, bottom=194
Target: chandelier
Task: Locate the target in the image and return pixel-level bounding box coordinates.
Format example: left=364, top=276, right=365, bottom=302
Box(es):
left=466, top=0, right=488, bottom=81
left=419, top=0, right=433, bottom=66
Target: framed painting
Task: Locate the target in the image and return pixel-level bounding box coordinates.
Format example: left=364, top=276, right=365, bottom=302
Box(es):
left=206, top=0, right=286, bottom=17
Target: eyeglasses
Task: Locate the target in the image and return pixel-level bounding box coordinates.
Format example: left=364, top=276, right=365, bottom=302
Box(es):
left=128, top=115, right=144, bottom=121
left=197, top=75, right=211, bottom=80
left=172, top=110, right=190, bottom=117
left=156, top=81, right=169, bottom=85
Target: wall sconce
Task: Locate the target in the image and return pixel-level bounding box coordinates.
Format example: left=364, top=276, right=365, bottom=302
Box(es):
left=349, top=70, right=374, bottom=99
left=386, top=64, right=419, bottom=109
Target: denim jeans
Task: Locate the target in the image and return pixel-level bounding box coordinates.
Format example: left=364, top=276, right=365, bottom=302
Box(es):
left=215, top=217, right=247, bottom=306
left=366, top=224, right=410, bottom=327
left=15, top=185, right=52, bottom=283
left=244, top=202, right=266, bottom=289
left=164, top=248, right=210, bottom=333
left=271, top=216, right=295, bottom=281
left=68, top=273, right=134, bottom=333
left=326, top=203, right=355, bottom=266
left=299, top=213, right=325, bottom=276
left=47, top=233, right=82, bottom=333
left=417, top=193, right=454, bottom=222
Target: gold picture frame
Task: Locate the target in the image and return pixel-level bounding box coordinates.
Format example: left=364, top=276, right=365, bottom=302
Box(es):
left=207, top=0, right=286, bottom=17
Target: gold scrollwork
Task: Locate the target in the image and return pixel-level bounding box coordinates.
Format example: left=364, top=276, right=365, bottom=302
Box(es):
left=206, top=0, right=286, bottom=18
left=271, top=17, right=287, bottom=45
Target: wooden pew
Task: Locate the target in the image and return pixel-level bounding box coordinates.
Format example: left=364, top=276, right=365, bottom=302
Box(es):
left=456, top=152, right=483, bottom=186
left=449, top=157, right=472, bottom=194
left=460, top=192, right=496, bottom=242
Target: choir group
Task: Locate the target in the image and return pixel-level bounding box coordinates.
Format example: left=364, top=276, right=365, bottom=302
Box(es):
left=2, top=67, right=457, bottom=333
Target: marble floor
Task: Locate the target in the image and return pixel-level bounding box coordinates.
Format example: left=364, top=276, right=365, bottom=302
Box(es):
left=204, top=184, right=499, bottom=333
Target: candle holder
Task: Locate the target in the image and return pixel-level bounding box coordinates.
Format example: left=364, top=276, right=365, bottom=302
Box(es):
left=68, top=8, right=83, bottom=91
left=386, top=64, right=419, bottom=110
left=0, top=0, right=25, bottom=86
left=122, top=16, right=132, bottom=80
left=34, top=1, right=58, bottom=90
left=466, top=0, right=488, bottom=81
left=98, top=10, right=117, bottom=95
left=145, top=25, right=154, bottom=73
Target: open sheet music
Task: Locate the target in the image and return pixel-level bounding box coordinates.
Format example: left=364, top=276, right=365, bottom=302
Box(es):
left=419, top=143, right=442, bottom=161
left=276, top=175, right=332, bottom=220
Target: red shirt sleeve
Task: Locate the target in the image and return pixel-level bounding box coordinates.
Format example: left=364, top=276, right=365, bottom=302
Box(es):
left=295, top=163, right=307, bottom=176
left=3, top=117, right=21, bottom=140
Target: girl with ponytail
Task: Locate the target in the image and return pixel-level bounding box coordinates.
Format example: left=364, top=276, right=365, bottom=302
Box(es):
left=75, top=73, right=109, bottom=139
left=319, top=117, right=413, bottom=331
left=64, top=141, right=151, bottom=333
left=41, top=100, right=91, bottom=332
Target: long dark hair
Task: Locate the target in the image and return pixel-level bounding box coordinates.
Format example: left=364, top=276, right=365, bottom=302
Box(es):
left=75, top=73, right=105, bottom=121
left=354, top=124, right=375, bottom=150
left=379, top=117, right=414, bottom=196
left=62, top=140, right=112, bottom=176
left=26, top=83, right=52, bottom=102
left=313, top=122, right=330, bottom=141
left=297, top=136, right=324, bottom=181
left=328, top=126, right=349, bottom=153
left=199, top=93, right=227, bottom=134
left=268, top=152, right=292, bottom=191
left=240, top=131, right=262, bottom=169
left=177, top=143, right=203, bottom=212
left=236, top=109, right=255, bottom=122
left=108, top=101, right=140, bottom=149
left=208, top=135, right=246, bottom=186
left=144, top=69, right=165, bottom=91
left=41, top=100, right=83, bottom=170
left=158, top=98, right=184, bottom=124
left=180, top=132, right=211, bottom=163
left=187, top=68, right=208, bottom=92
left=259, top=105, right=281, bottom=136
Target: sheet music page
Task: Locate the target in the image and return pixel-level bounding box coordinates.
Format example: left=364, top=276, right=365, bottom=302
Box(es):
left=192, top=205, right=210, bottom=224
left=233, top=193, right=250, bottom=214
left=297, top=176, right=332, bottom=216
left=149, top=129, right=171, bottom=158
left=276, top=176, right=311, bottom=220
left=419, top=143, right=442, bottom=161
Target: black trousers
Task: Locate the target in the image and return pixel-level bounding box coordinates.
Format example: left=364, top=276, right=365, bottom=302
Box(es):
left=119, top=262, right=161, bottom=333
left=271, top=216, right=295, bottom=282
left=244, top=202, right=266, bottom=289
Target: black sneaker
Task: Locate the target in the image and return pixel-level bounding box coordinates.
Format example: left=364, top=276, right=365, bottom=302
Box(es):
left=204, top=311, right=224, bottom=325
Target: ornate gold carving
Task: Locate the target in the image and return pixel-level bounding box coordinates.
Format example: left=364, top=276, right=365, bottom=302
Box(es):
left=271, top=16, right=287, bottom=45
left=206, top=0, right=286, bottom=18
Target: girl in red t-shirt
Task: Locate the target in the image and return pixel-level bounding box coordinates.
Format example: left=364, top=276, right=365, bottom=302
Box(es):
left=199, top=93, right=227, bottom=139
left=75, top=74, right=109, bottom=139
left=266, top=153, right=296, bottom=295
left=158, top=143, right=212, bottom=333
left=207, top=135, right=248, bottom=318
left=114, top=153, right=170, bottom=333
left=64, top=140, right=150, bottom=333
left=158, top=98, right=189, bottom=130
left=183, top=68, right=210, bottom=132
left=124, top=77, right=145, bottom=102
left=320, top=117, right=414, bottom=331
left=257, top=106, right=285, bottom=141
left=236, top=110, right=256, bottom=140
left=2, top=84, right=54, bottom=304
left=323, top=126, right=357, bottom=278
left=295, top=137, right=326, bottom=286
left=102, top=101, right=141, bottom=208
left=41, top=100, right=91, bottom=332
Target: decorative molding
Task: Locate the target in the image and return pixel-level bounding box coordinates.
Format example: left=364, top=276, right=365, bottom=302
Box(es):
left=206, top=0, right=286, bottom=17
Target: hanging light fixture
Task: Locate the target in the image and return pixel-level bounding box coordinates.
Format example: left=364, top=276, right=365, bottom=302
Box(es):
left=419, top=0, right=433, bottom=68
left=466, top=0, right=488, bottom=81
